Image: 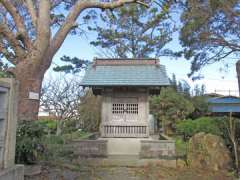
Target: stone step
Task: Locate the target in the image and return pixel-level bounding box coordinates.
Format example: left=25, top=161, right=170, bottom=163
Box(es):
left=105, top=138, right=151, bottom=156
left=108, top=155, right=139, bottom=160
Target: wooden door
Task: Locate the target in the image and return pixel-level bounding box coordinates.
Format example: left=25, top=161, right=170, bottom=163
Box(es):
left=111, top=97, right=139, bottom=122
left=125, top=98, right=139, bottom=121
left=112, top=98, right=125, bottom=121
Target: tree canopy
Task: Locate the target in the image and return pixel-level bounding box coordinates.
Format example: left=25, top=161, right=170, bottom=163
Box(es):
left=89, top=1, right=175, bottom=58
left=180, top=0, right=240, bottom=77
left=0, top=0, right=146, bottom=120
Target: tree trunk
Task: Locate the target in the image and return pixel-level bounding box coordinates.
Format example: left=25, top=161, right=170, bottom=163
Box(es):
left=56, top=120, right=63, bottom=136
left=232, top=141, right=239, bottom=176
left=228, top=112, right=239, bottom=176
left=14, top=60, right=47, bottom=121
left=236, top=60, right=240, bottom=96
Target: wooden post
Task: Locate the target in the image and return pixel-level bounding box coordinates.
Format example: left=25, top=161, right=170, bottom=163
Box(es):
left=236, top=60, right=240, bottom=96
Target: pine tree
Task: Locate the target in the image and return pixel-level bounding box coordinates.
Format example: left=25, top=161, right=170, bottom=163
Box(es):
left=170, top=74, right=177, bottom=90
left=89, top=2, right=175, bottom=58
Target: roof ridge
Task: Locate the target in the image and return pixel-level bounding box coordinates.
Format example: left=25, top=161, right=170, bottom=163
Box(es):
left=93, top=58, right=160, bottom=66
left=94, top=58, right=158, bottom=60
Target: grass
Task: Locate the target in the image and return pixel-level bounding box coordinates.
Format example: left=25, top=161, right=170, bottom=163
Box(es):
left=26, top=163, right=235, bottom=180
left=39, top=130, right=94, bottom=163
left=174, top=136, right=188, bottom=158
left=62, top=130, right=94, bottom=142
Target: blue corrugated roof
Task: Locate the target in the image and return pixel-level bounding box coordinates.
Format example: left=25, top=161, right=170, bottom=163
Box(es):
left=80, top=64, right=170, bottom=86
left=208, top=96, right=240, bottom=113
left=209, top=106, right=240, bottom=113
left=208, top=96, right=240, bottom=104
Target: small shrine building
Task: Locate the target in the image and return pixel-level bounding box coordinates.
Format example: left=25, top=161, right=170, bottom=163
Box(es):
left=81, top=58, right=170, bottom=138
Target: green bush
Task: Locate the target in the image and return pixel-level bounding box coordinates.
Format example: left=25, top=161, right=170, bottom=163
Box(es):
left=15, top=121, right=47, bottom=164
left=216, top=116, right=240, bottom=146
left=150, top=87, right=194, bottom=135
left=176, top=117, right=221, bottom=140
left=190, top=96, right=209, bottom=119
left=41, top=135, right=73, bottom=161
left=175, top=137, right=188, bottom=157
left=43, top=135, right=64, bottom=145
left=79, top=90, right=101, bottom=132
left=62, top=130, right=92, bottom=142
left=38, top=119, right=57, bottom=134
left=63, top=119, right=79, bottom=134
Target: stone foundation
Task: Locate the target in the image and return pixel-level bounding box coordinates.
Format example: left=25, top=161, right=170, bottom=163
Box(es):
left=0, top=165, right=24, bottom=180
left=70, top=140, right=107, bottom=158
left=140, top=140, right=176, bottom=159
left=71, top=138, right=176, bottom=159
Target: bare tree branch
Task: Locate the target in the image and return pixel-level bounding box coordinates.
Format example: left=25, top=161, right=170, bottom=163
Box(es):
left=34, top=0, right=51, bottom=59
left=0, top=0, right=32, bottom=49
left=0, top=40, right=17, bottom=64
left=50, top=0, right=146, bottom=56
left=24, top=0, right=37, bottom=28
left=41, top=76, right=83, bottom=135
left=0, top=23, right=26, bottom=60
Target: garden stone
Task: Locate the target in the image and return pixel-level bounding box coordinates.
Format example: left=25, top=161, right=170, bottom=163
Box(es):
left=176, top=159, right=186, bottom=169
left=187, top=132, right=232, bottom=171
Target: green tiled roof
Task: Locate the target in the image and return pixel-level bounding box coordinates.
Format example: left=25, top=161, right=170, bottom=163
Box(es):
left=80, top=64, right=170, bottom=87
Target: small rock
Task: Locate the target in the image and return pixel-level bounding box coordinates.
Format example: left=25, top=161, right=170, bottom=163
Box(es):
left=176, top=159, right=186, bottom=169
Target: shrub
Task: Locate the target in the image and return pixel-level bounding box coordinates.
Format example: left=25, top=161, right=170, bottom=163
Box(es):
left=176, top=120, right=195, bottom=138
left=79, top=90, right=101, bottom=132
left=176, top=117, right=221, bottom=140
left=62, top=130, right=92, bottom=142
left=190, top=96, right=209, bottom=119
left=216, top=116, right=240, bottom=146
left=15, top=121, right=47, bottom=164
left=38, top=119, right=57, bottom=134
left=150, top=87, right=194, bottom=134
left=41, top=135, right=73, bottom=161
left=62, top=119, right=79, bottom=134
left=175, top=137, right=188, bottom=157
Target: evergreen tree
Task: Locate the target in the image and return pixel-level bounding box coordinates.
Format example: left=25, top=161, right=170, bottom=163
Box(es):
left=53, top=56, right=89, bottom=74
left=89, top=2, right=176, bottom=58
left=200, top=84, right=206, bottom=95
left=169, top=73, right=177, bottom=90
left=194, top=85, right=201, bottom=96
left=180, top=0, right=240, bottom=77
left=55, top=1, right=177, bottom=73
left=180, top=80, right=191, bottom=96
left=193, top=84, right=206, bottom=96
left=150, top=87, right=194, bottom=135
left=177, top=81, right=183, bottom=93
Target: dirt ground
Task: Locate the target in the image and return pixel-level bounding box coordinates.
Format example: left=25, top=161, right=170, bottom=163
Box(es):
left=25, top=163, right=235, bottom=180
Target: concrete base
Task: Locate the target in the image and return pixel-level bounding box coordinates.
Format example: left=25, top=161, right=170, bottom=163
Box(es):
left=0, top=165, right=24, bottom=180
left=71, top=137, right=176, bottom=168
left=105, top=138, right=151, bottom=156
left=99, top=137, right=175, bottom=157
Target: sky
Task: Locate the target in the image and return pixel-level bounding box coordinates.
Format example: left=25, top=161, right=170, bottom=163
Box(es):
left=44, top=9, right=240, bottom=97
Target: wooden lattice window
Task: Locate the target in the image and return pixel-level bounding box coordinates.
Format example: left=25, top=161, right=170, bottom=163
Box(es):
left=112, top=103, right=125, bottom=114
left=126, top=104, right=138, bottom=114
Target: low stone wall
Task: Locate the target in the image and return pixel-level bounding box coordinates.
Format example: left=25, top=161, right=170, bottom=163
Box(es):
left=140, top=140, right=176, bottom=159
left=0, top=165, right=24, bottom=180
left=70, top=140, right=108, bottom=158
